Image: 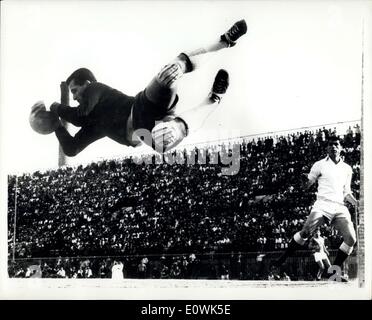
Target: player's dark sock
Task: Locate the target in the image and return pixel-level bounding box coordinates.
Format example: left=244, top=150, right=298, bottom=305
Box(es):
left=275, top=237, right=304, bottom=266
left=333, top=249, right=349, bottom=267
left=333, top=242, right=353, bottom=267
left=177, top=53, right=194, bottom=73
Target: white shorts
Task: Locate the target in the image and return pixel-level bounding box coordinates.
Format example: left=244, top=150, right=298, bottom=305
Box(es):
left=314, top=252, right=328, bottom=262
left=311, top=199, right=351, bottom=223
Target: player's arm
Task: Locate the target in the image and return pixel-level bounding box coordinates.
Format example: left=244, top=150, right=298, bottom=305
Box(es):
left=256, top=164, right=318, bottom=203
left=345, top=193, right=358, bottom=206
left=301, top=174, right=316, bottom=190
left=302, top=162, right=320, bottom=191
left=301, top=162, right=320, bottom=190
left=252, top=171, right=315, bottom=204
left=322, top=241, right=330, bottom=256
left=50, top=83, right=103, bottom=123
left=50, top=102, right=85, bottom=127
left=50, top=81, right=85, bottom=126
left=344, top=167, right=358, bottom=207
left=55, top=125, right=105, bottom=157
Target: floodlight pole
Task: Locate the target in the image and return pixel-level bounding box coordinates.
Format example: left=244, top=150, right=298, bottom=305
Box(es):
left=58, top=81, right=69, bottom=167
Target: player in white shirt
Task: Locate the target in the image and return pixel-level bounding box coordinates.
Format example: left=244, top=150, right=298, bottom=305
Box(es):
left=274, top=136, right=358, bottom=279
left=308, top=229, right=331, bottom=280
left=111, top=260, right=124, bottom=280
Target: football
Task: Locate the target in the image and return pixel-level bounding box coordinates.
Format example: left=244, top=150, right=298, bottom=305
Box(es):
left=29, top=101, right=60, bottom=135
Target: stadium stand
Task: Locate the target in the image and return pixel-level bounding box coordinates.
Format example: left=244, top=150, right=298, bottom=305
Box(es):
left=7, top=124, right=361, bottom=279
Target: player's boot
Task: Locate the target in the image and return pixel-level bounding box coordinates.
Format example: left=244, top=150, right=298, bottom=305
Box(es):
left=221, top=19, right=248, bottom=47
left=209, top=69, right=229, bottom=103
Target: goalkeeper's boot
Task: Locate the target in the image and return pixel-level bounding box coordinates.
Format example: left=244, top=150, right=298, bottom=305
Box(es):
left=221, top=19, right=248, bottom=47
left=209, top=69, right=229, bottom=103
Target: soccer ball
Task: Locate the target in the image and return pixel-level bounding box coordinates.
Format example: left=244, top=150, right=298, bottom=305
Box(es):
left=29, top=101, right=60, bottom=135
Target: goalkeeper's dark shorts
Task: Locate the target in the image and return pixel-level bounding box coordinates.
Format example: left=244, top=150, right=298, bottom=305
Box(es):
left=131, top=72, right=179, bottom=153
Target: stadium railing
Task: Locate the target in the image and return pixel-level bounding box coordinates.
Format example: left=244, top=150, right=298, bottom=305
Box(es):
left=7, top=250, right=358, bottom=281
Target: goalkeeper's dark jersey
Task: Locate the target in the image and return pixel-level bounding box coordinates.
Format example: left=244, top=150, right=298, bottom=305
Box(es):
left=54, top=82, right=136, bottom=155
left=54, top=80, right=177, bottom=156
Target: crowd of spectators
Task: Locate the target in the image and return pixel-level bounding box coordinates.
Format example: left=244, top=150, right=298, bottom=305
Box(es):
left=7, top=124, right=361, bottom=278
left=8, top=253, right=206, bottom=279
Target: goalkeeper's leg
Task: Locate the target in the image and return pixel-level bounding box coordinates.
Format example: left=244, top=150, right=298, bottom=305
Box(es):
left=151, top=69, right=229, bottom=152
left=130, top=20, right=247, bottom=150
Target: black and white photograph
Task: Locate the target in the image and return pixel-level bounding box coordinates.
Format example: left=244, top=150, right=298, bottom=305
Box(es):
left=0, top=0, right=371, bottom=301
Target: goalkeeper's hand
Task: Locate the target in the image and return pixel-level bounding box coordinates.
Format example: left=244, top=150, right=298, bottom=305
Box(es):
left=151, top=118, right=188, bottom=153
